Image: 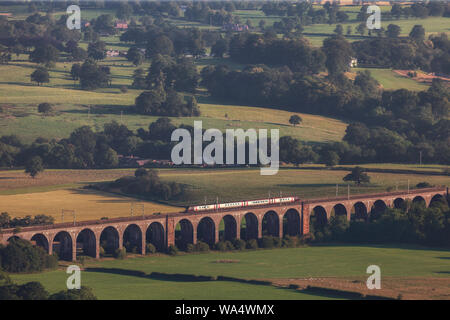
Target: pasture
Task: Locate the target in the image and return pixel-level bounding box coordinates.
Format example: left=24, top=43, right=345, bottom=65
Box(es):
left=158, top=167, right=450, bottom=206
left=0, top=56, right=347, bottom=143
left=352, top=68, right=430, bottom=91
left=9, top=244, right=450, bottom=299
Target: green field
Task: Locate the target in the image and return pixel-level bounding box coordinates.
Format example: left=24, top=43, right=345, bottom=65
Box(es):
left=9, top=244, right=450, bottom=299
left=303, top=16, right=450, bottom=46
left=353, top=68, right=430, bottom=91
left=0, top=55, right=348, bottom=143
left=156, top=167, right=450, bottom=206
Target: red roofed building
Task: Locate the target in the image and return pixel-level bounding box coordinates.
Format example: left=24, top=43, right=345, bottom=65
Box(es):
left=115, top=20, right=128, bottom=29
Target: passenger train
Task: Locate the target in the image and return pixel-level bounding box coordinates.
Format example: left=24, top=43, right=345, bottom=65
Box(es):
left=188, top=197, right=299, bottom=212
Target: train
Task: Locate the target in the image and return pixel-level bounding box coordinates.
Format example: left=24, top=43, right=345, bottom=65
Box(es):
left=188, top=197, right=299, bottom=212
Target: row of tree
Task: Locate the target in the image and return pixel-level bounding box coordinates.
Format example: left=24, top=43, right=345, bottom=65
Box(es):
left=0, top=213, right=54, bottom=229
left=0, top=238, right=57, bottom=273
left=311, top=198, right=450, bottom=248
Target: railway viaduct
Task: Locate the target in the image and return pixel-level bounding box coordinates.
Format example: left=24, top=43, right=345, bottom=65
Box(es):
left=0, top=187, right=447, bottom=261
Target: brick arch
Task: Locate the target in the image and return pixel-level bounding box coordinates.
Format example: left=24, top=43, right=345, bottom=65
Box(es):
left=413, top=195, right=427, bottom=207
left=351, top=201, right=368, bottom=221
left=332, top=203, right=348, bottom=218
left=283, top=208, right=301, bottom=237
left=394, top=197, right=406, bottom=209
left=123, top=224, right=143, bottom=254
left=99, top=226, right=120, bottom=255
left=175, top=218, right=194, bottom=250
left=370, top=200, right=388, bottom=220
left=146, top=222, right=165, bottom=252
left=7, top=235, right=21, bottom=242
left=219, top=214, right=238, bottom=241
left=53, top=231, right=75, bottom=261
left=240, top=212, right=259, bottom=240
left=197, top=216, right=215, bottom=247
left=311, top=205, right=328, bottom=229
left=262, top=210, right=280, bottom=237
left=429, top=193, right=446, bottom=207
left=76, top=228, right=97, bottom=258
left=30, top=233, right=50, bottom=252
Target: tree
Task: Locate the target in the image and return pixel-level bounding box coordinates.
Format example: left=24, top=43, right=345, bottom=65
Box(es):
left=37, top=103, right=53, bottom=114
left=92, top=14, right=115, bottom=35
left=146, top=35, right=174, bottom=57
left=88, top=41, right=106, bottom=60
left=29, top=44, right=59, bottom=67
left=409, top=25, right=425, bottom=42
left=126, top=47, right=144, bottom=66
left=211, top=38, right=228, bottom=58
left=49, top=286, right=97, bottom=300
left=334, top=24, right=343, bottom=36
left=343, top=166, right=371, bottom=185
left=356, top=23, right=366, bottom=36
left=132, top=68, right=146, bottom=89
left=79, top=59, right=110, bottom=90
left=25, top=156, right=44, bottom=178
left=289, top=115, right=302, bottom=127
left=259, top=19, right=266, bottom=30
left=116, top=2, right=132, bottom=20
left=346, top=25, right=352, bottom=35
left=30, top=67, right=49, bottom=86
left=322, top=36, right=353, bottom=76
left=386, top=24, right=401, bottom=38
left=69, top=47, right=87, bottom=62
left=70, top=63, right=81, bottom=80
left=323, top=150, right=340, bottom=167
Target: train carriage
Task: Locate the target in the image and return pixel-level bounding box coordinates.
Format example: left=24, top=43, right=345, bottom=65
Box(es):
left=188, top=197, right=298, bottom=212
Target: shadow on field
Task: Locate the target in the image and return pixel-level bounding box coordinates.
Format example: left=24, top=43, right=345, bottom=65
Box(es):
left=276, top=183, right=337, bottom=188
left=84, top=267, right=394, bottom=300
left=311, top=243, right=450, bottom=253
left=64, top=105, right=129, bottom=115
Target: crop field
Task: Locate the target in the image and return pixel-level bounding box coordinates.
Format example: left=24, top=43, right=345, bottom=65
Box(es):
left=0, top=188, right=179, bottom=223
left=10, top=244, right=450, bottom=299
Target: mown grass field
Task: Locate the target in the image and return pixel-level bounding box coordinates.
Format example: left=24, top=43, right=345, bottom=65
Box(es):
left=352, top=68, right=430, bottom=91
left=158, top=168, right=450, bottom=206
left=9, top=244, right=450, bottom=299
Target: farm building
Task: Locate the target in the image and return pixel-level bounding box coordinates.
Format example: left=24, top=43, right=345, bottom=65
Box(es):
left=115, top=20, right=128, bottom=29
left=222, top=23, right=249, bottom=32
